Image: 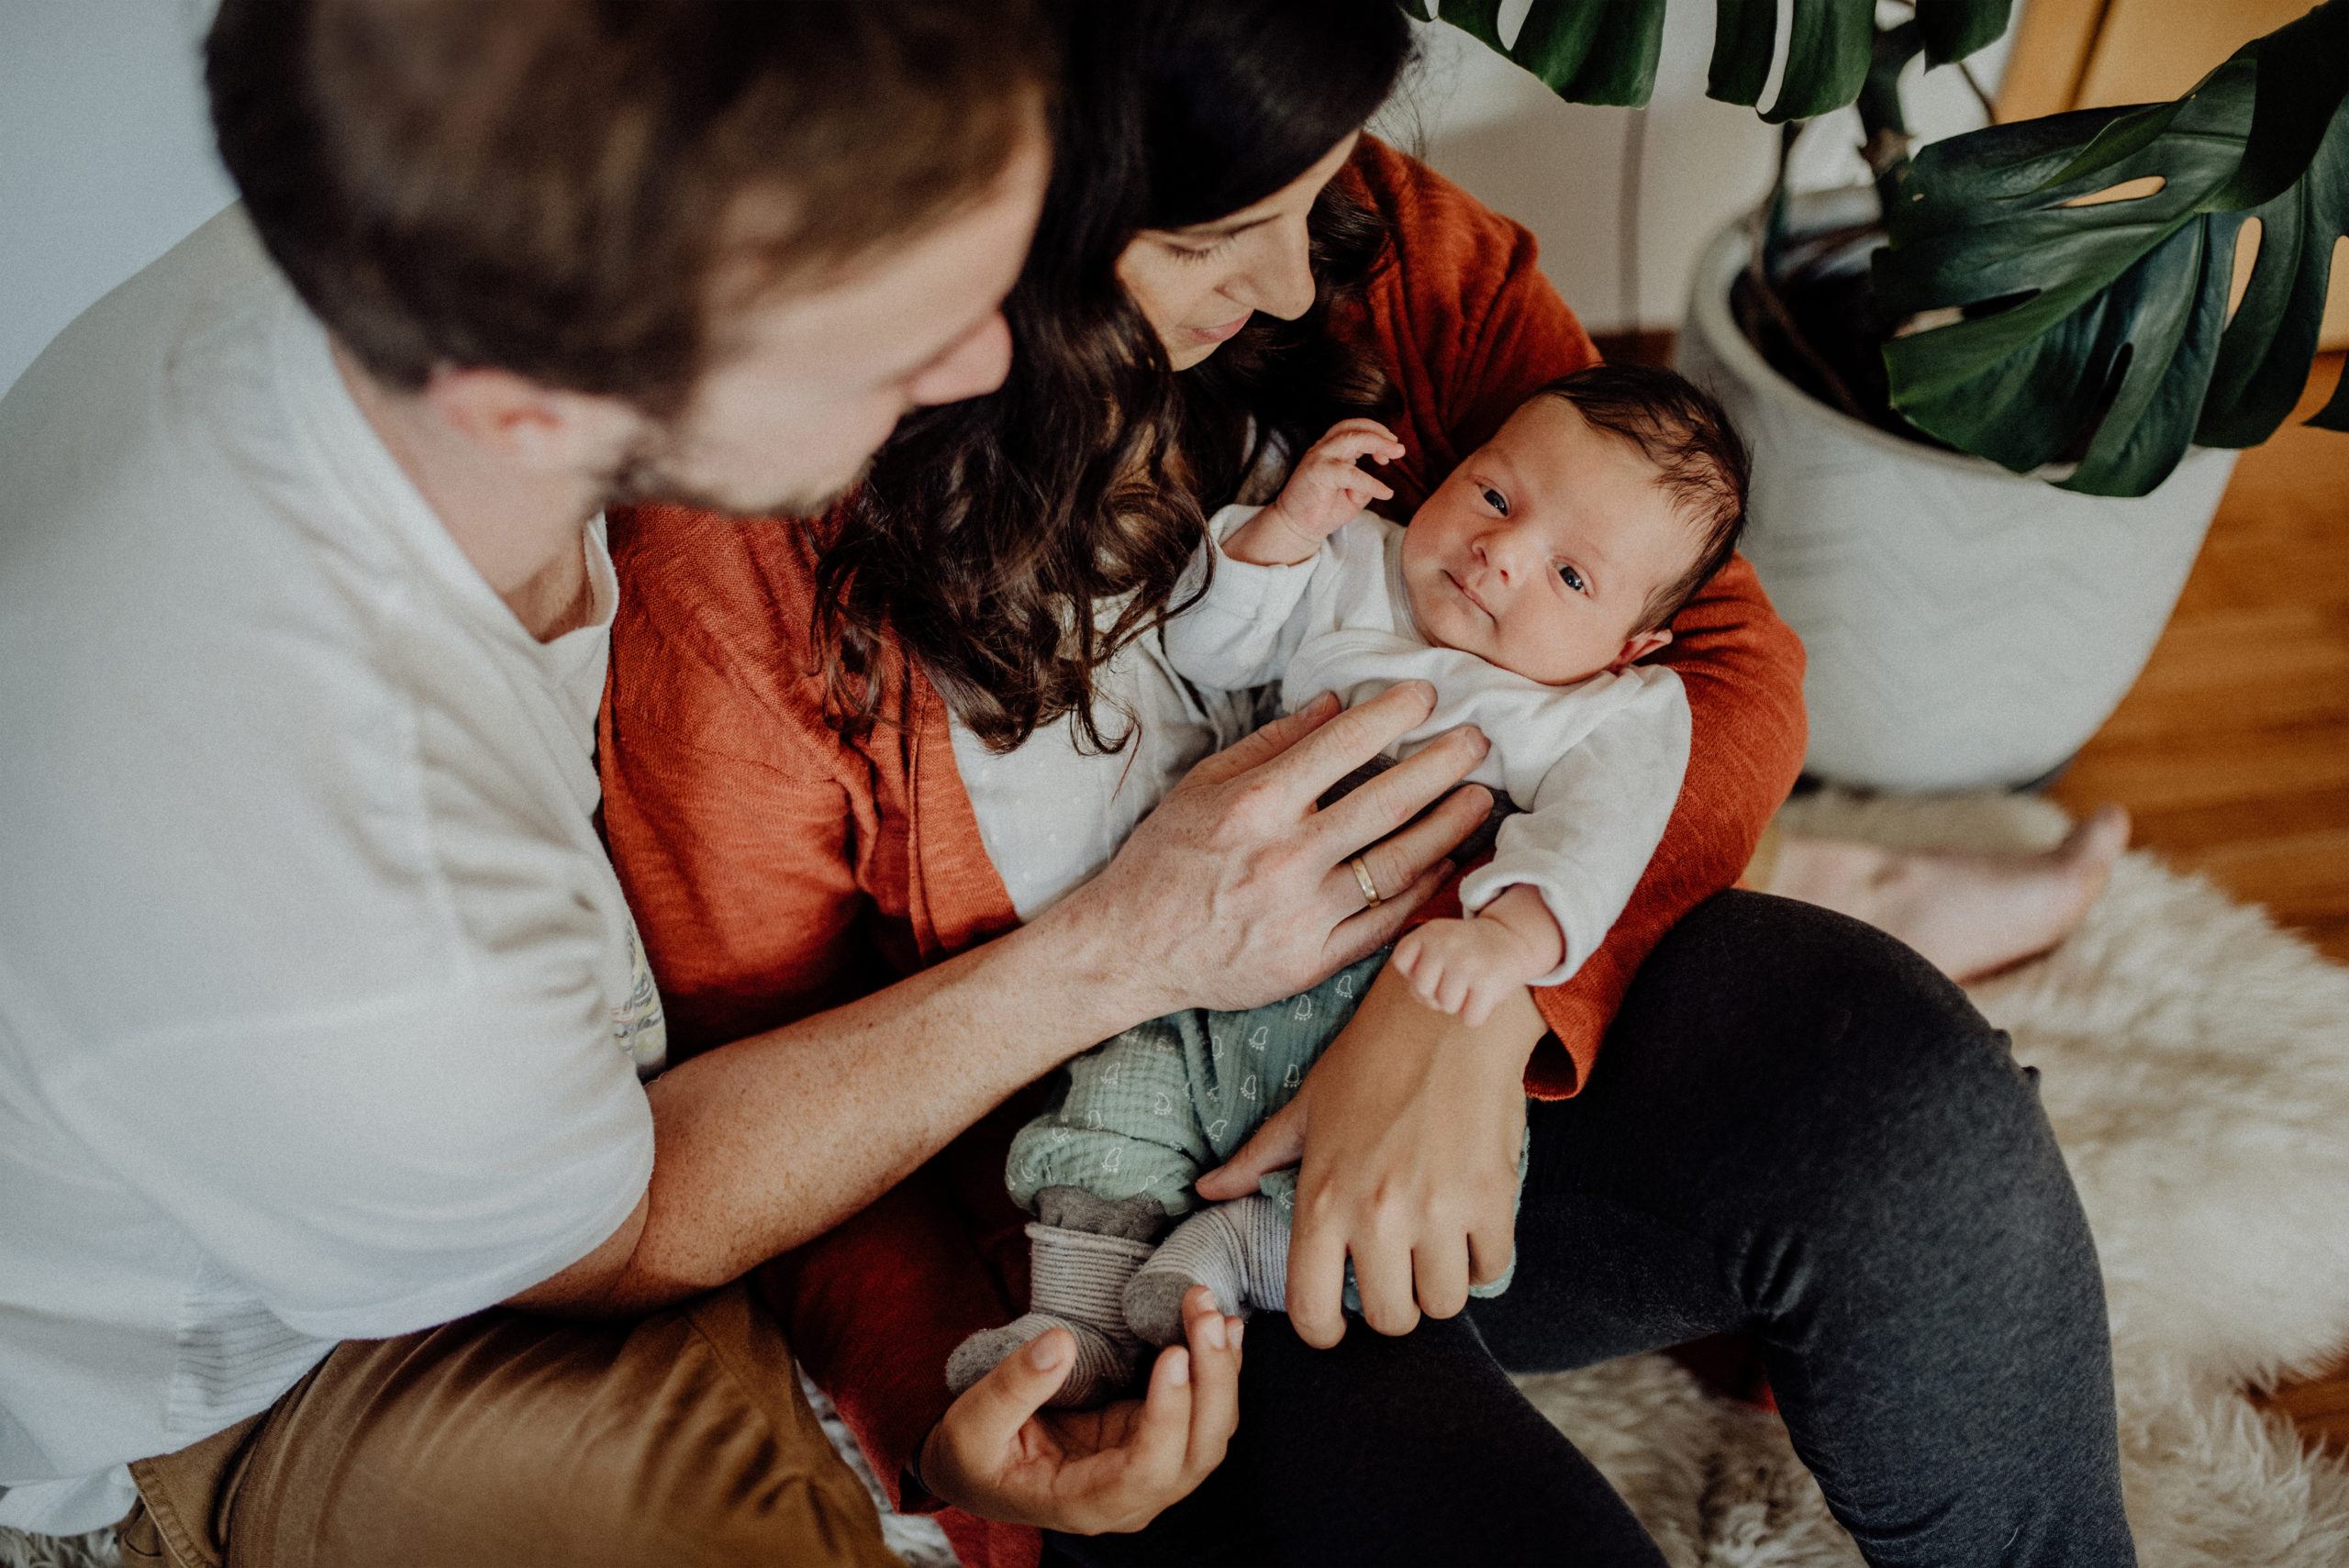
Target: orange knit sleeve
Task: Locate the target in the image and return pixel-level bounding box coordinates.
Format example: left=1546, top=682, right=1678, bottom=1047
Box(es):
left=1341, top=139, right=1808, bottom=1096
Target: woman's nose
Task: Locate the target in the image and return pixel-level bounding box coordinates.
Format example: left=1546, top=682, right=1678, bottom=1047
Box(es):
left=1224, top=221, right=1318, bottom=321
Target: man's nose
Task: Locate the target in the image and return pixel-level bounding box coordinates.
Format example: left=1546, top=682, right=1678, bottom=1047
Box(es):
left=908, top=311, right=1014, bottom=408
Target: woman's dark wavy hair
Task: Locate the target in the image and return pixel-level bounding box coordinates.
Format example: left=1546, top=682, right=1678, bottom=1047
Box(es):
left=813, top=0, right=1413, bottom=751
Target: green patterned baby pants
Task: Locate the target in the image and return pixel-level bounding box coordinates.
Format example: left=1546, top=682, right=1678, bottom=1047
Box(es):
left=1007, top=947, right=1523, bottom=1298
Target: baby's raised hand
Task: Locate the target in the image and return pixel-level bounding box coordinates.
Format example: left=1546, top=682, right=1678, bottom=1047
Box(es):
left=1224, top=418, right=1405, bottom=566
left=1389, top=887, right=1564, bottom=1027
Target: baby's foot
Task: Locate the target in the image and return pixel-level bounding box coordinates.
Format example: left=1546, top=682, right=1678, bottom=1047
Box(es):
left=1768, top=806, right=2130, bottom=983
left=1124, top=1195, right=1290, bottom=1346
left=946, top=1221, right=1154, bottom=1408
left=946, top=1312, right=1138, bottom=1408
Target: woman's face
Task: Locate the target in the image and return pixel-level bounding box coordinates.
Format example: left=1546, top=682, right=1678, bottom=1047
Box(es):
left=1115, top=131, right=1360, bottom=371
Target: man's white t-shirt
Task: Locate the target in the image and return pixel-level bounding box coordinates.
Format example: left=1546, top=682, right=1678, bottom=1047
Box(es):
left=0, top=209, right=660, bottom=1535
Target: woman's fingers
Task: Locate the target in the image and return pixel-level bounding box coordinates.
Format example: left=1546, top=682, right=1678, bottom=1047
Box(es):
left=1414, top=1235, right=1472, bottom=1321
left=1350, top=1227, right=1420, bottom=1339
left=1467, top=1214, right=1517, bottom=1291
left=1285, top=1213, right=1353, bottom=1349
left=1196, top=1097, right=1308, bottom=1203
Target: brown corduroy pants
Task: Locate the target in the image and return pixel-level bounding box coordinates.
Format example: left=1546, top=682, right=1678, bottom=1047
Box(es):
left=115, top=1282, right=899, bottom=1568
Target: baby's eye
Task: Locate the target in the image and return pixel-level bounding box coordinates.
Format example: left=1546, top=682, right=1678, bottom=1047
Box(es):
left=1480, top=486, right=1508, bottom=515
left=1557, top=562, right=1587, bottom=594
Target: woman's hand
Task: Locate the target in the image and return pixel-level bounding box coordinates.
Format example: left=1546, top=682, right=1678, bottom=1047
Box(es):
left=1196, top=964, right=1542, bottom=1345
left=1044, top=683, right=1494, bottom=1018
left=918, top=1286, right=1243, bottom=1534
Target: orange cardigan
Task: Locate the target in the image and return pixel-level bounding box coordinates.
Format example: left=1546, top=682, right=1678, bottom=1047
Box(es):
left=599, top=139, right=1806, bottom=1567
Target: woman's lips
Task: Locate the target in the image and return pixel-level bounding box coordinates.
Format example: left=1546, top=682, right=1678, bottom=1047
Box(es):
left=1184, top=314, right=1252, bottom=345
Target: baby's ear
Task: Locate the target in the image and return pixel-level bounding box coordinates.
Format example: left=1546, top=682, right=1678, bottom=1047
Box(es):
left=1610, top=628, right=1674, bottom=670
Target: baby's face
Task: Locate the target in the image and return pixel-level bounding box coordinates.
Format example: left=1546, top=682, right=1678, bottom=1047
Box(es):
left=1400, top=396, right=1693, bottom=685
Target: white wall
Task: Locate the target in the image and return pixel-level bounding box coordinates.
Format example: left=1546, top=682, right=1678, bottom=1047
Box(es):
left=0, top=1, right=2015, bottom=398
left=0, top=0, right=233, bottom=398
left=1374, top=3, right=2018, bottom=335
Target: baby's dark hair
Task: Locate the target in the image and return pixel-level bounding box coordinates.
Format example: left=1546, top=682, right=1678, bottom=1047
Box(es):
left=1534, top=362, right=1750, bottom=634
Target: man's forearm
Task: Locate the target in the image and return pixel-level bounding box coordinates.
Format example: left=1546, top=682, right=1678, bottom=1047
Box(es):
left=515, top=908, right=1154, bottom=1318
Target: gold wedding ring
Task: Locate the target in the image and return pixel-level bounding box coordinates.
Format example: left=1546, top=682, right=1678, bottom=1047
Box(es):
left=1351, top=854, right=1382, bottom=907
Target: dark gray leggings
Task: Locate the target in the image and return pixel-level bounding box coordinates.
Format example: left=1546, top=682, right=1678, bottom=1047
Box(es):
left=1045, top=892, right=2134, bottom=1567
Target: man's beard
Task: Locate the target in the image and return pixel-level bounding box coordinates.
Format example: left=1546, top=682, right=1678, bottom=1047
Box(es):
left=602, top=434, right=870, bottom=522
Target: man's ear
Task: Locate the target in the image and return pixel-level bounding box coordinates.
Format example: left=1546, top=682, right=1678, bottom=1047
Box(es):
left=1611, top=627, right=1674, bottom=670
left=421, top=365, right=642, bottom=476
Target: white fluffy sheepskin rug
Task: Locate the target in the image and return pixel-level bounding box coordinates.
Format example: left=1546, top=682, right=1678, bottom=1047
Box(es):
left=10, top=794, right=2348, bottom=1568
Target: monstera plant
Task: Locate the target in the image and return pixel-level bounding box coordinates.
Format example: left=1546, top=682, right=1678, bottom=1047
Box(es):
left=1404, top=0, right=2347, bottom=792
left=1409, top=0, right=2349, bottom=497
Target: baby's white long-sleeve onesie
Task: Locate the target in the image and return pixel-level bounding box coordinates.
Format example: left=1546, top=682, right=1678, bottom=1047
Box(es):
left=1163, top=506, right=1690, bottom=985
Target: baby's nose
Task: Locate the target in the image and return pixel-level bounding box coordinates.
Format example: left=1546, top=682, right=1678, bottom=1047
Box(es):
left=1481, top=523, right=1534, bottom=578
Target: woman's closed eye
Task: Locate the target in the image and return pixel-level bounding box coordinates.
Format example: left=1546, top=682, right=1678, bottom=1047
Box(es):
left=1163, top=235, right=1235, bottom=263
left=1556, top=562, right=1588, bottom=595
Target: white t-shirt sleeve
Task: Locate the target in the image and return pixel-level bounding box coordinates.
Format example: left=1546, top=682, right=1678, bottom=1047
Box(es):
left=1457, top=669, right=1691, bottom=986
left=1161, top=504, right=1323, bottom=691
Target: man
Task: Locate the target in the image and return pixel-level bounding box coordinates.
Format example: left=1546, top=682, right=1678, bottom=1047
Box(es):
left=1, top=3, right=1493, bottom=1561
left=0, top=3, right=1057, bottom=1560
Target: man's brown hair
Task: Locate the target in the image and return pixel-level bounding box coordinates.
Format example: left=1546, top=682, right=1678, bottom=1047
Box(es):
left=1536, top=363, right=1751, bottom=633
left=207, top=0, right=1049, bottom=415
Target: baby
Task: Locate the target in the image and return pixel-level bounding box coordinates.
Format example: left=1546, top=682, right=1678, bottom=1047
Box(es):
left=948, top=363, right=1751, bottom=1407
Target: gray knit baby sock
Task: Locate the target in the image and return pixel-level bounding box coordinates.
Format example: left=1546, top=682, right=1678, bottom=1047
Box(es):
left=1123, top=1195, right=1289, bottom=1346
left=945, top=1190, right=1163, bottom=1408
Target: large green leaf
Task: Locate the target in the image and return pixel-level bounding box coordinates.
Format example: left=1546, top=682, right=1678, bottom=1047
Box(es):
left=1420, top=0, right=1665, bottom=106
left=1916, top=0, right=2012, bottom=71
left=1414, top=0, right=2008, bottom=113
left=1878, top=0, right=2349, bottom=495
left=1714, top=0, right=1873, bottom=123
left=1516, top=0, right=1665, bottom=106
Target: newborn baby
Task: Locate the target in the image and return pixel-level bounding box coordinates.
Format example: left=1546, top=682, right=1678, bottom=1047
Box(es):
left=949, top=363, right=1751, bottom=1407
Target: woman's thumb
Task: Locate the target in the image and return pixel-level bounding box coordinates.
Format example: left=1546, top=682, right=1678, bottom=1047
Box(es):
left=1195, top=1101, right=1306, bottom=1201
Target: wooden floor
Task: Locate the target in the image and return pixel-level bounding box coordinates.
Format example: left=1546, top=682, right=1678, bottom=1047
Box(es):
left=2050, top=353, right=2349, bottom=963
left=2045, top=353, right=2349, bottom=1454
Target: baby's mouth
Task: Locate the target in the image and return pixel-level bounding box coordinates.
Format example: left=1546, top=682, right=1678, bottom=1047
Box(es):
left=1446, top=570, right=1494, bottom=619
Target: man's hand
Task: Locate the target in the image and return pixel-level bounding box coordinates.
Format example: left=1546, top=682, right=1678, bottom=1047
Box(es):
left=1046, top=684, right=1493, bottom=1018
left=918, top=1287, right=1242, bottom=1534
left=1390, top=886, right=1565, bottom=1027
left=1196, top=965, right=1542, bottom=1345
left=1224, top=418, right=1405, bottom=566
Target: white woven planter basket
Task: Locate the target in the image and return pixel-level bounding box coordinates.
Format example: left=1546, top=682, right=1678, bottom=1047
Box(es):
left=1675, top=199, right=2237, bottom=792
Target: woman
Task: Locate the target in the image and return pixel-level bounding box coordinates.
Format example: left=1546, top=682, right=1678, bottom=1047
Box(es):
left=600, top=5, right=2134, bottom=1564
